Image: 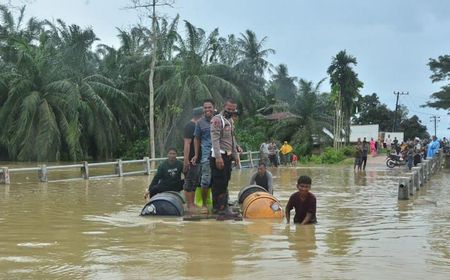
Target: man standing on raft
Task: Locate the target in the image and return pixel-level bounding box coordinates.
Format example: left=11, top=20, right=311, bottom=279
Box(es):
left=210, top=98, right=240, bottom=218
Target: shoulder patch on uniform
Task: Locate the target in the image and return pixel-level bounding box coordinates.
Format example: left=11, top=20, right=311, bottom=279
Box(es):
left=211, top=118, right=221, bottom=127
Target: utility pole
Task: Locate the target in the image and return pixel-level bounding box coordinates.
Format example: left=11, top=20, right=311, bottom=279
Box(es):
left=430, top=115, right=440, bottom=137
left=392, top=91, right=409, bottom=132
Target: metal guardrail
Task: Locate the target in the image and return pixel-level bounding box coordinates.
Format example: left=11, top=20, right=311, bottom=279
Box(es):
left=0, top=151, right=260, bottom=184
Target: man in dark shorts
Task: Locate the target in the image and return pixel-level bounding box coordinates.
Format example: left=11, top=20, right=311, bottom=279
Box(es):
left=183, top=107, right=203, bottom=213
left=144, top=148, right=184, bottom=199
left=285, top=175, right=317, bottom=225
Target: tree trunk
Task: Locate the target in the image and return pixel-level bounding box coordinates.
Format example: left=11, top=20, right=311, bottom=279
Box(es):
left=148, top=0, right=157, bottom=167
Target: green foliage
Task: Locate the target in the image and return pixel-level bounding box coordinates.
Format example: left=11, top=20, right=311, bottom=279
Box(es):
left=340, top=145, right=354, bottom=157
left=235, top=116, right=267, bottom=151
left=121, top=138, right=149, bottom=160
left=320, top=147, right=345, bottom=163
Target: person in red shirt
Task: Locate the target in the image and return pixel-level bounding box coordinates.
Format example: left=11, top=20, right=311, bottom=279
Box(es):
left=285, top=175, right=317, bottom=224
left=291, top=154, right=298, bottom=166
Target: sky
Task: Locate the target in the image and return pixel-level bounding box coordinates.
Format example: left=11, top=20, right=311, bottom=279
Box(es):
left=9, top=0, right=450, bottom=138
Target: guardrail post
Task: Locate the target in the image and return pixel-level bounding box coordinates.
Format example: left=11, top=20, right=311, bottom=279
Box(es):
left=144, top=157, right=151, bottom=175
left=412, top=167, right=421, bottom=190
left=81, top=161, right=89, bottom=179
left=38, top=164, right=48, bottom=182
left=249, top=152, right=254, bottom=168
left=116, top=159, right=123, bottom=177
left=422, top=160, right=429, bottom=182
left=0, top=167, right=10, bottom=184
left=404, top=173, right=415, bottom=196
left=398, top=178, right=409, bottom=200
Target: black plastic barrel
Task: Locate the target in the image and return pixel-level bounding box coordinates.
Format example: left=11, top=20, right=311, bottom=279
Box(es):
left=237, top=184, right=268, bottom=204
left=140, top=191, right=185, bottom=216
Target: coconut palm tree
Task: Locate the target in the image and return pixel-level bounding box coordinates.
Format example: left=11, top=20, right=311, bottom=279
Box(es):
left=269, top=78, right=333, bottom=155
left=327, top=50, right=363, bottom=143
left=152, top=20, right=239, bottom=155
left=267, top=64, right=297, bottom=104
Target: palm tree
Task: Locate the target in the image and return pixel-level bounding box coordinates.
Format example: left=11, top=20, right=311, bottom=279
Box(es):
left=152, top=20, right=239, bottom=155
left=267, top=64, right=297, bottom=103
left=269, top=78, right=332, bottom=155
left=234, top=29, right=275, bottom=113
left=327, top=50, right=363, bottom=143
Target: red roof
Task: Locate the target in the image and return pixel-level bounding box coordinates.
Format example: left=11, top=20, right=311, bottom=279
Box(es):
left=263, top=112, right=299, bottom=121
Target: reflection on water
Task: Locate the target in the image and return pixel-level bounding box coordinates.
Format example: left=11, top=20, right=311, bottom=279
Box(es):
left=1, top=163, right=450, bottom=279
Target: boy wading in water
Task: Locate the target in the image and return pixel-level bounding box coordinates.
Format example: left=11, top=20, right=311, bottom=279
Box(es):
left=285, top=175, right=317, bottom=225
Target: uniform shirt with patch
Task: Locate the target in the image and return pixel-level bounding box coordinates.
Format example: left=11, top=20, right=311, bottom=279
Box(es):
left=210, top=113, right=236, bottom=159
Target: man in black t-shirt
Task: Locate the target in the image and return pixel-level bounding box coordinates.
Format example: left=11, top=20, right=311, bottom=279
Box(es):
left=183, top=107, right=203, bottom=213
left=144, top=148, right=184, bottom=199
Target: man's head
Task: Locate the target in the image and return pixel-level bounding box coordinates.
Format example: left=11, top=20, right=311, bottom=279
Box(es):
left=297, top=175, right=312, bottom=195
left=432, top=135, right=437, bottom=141
left=202, top=99, right=215, bottom=118
left=223, top=98, right=238, bottom=119
left=363, top=137, right=367, bottom=142
left=257, top=163, right=266, bottom=176
left=167, top=148, right=177, bottom=161
left=192, top=106, right=203, bottom=120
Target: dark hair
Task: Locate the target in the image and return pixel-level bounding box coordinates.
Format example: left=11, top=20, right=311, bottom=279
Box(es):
left=297, top=175, right=312, bottom=185
left=224, top=97, right=237, bottom=105
left=258, top=163, right=266, bottom=168
left=167, top=147, right=177, bottom=153
left=203, top=99, right=215, bottom=106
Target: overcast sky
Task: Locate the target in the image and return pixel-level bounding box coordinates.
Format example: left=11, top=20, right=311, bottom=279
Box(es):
left=13, top=0, right=450, bottom=138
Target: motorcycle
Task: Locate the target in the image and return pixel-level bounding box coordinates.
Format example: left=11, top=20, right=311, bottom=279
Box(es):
left=385, top=153, right=407, bottom=168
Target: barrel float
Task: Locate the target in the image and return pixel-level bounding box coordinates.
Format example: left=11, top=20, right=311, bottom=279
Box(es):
left=242, top=191, right=283, bottom=219
left=237, top=184, right=268, bottom=204
left=140, top=191, right=185, bottom=216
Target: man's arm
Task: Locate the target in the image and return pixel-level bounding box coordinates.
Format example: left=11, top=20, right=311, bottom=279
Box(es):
left=300, top=213, right=313, bottom=225
left=192, top=137, right=200, bottom=164
left=285, top=196, right=292, bottom=224
left=210, top=117, right=223, bottom=169
left=183, top=137, right=192, bottom=173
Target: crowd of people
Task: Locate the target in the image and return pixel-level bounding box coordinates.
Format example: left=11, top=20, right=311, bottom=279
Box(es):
left=143, top=98, right=316, bottom=224
left=259, top=140, right=298, bottom=167
left=353, top=134, right=449, bottom=171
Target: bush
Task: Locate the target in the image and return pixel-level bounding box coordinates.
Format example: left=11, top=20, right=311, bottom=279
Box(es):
left=341, top=145, right=354, bottom=157
left=321, top=147, right=345, bottom=164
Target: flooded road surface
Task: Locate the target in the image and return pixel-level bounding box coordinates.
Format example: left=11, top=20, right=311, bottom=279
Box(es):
left=1, top=158, right=449, bottom=279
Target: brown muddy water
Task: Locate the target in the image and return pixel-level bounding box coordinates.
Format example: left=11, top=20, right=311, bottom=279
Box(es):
left=0, top=161, right=449, bottom=279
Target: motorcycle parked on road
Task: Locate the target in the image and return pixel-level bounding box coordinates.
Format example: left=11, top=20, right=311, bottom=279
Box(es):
left=385, top=153, right=407, bottom=168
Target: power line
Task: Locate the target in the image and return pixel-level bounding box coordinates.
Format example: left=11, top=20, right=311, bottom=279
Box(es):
left=430, top=115, right=440, bottom=137
left=393, top=91, right=409, bottom=131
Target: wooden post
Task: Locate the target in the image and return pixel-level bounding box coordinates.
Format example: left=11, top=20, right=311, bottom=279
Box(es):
left=0, top=167, right=10, bottom=184
left=81, top=161, right=89, bottom=179
left=398, top=178, right=409, bottom=200
left=38, top=164, right=48, bottom=182
left=144, top=157, right=151, bottom=175
left=116, top=159, right=123, bottom=177
left=249, top=152, right=254, bottom=168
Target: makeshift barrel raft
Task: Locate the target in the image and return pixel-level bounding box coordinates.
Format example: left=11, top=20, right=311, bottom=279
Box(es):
left=140, top=191, right=185, bottom=216
left=238, top=185, right=284, bottom=219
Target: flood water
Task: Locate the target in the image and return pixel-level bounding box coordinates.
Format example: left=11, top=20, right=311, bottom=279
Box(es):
left=1, top=159, right=449, bottom=279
